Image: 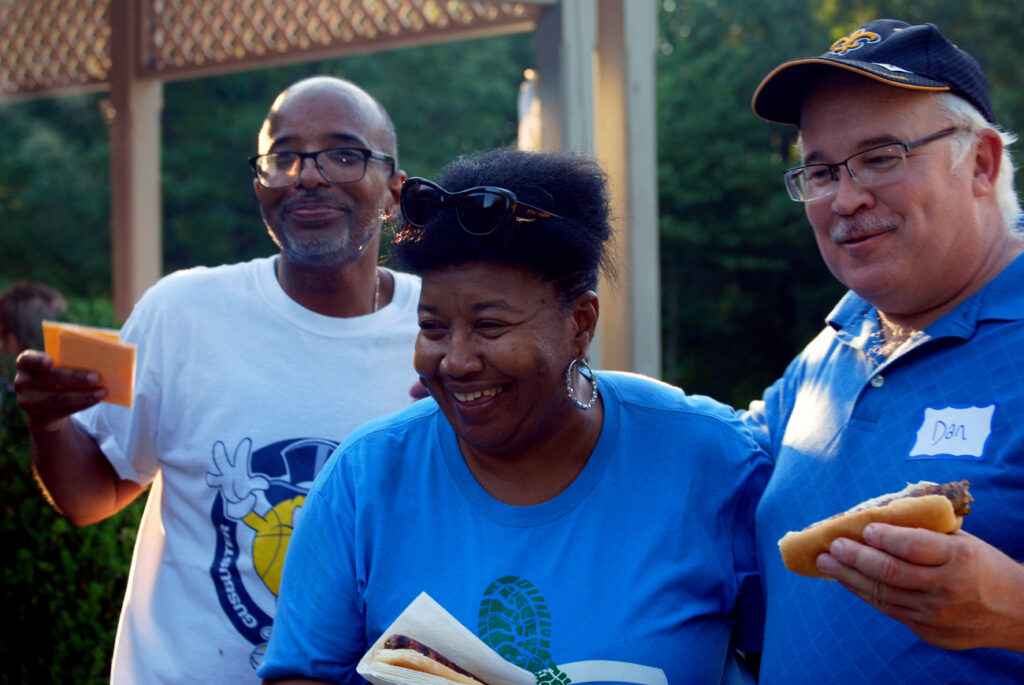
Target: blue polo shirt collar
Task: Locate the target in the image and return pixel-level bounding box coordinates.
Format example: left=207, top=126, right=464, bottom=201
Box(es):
left=826, top=251, right=1024, bottom=350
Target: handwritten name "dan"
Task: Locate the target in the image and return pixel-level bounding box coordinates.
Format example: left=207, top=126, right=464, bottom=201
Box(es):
left=910, top=405, right=993, bottom=459
left=931, top=421, right=967, bottom=445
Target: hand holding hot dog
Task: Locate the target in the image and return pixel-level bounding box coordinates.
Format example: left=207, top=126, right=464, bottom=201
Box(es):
left=778, top=480, right=972, bottom=579
left=817, top=526, right=1024, bottom=652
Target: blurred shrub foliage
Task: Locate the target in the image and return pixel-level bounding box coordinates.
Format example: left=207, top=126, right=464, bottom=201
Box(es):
left=0, top=295, right=145, bottom=684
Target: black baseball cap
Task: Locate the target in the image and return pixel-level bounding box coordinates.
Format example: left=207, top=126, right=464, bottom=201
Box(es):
left=752, top=19, right=995, bottom=126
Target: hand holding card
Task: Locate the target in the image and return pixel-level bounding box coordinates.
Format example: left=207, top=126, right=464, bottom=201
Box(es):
left=42, top=321, right=136, bottom=407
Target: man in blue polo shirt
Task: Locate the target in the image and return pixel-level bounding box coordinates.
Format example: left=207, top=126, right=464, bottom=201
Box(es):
left=745, top=18, right=1024, bottom=682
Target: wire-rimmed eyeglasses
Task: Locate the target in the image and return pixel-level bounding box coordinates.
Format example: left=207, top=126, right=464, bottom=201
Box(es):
left=401, top=177, right=563, bottom=236
left=783, top=128, right=957, bottom=202
left=249, top=146, right=395, bottom=188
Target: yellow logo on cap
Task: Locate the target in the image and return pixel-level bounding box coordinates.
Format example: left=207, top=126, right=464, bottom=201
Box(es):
left=830, top=28, right=881, bottom=55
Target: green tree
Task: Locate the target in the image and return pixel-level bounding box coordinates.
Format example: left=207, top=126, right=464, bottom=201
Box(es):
left=657, top=0, right=844, bottom=406
left=0, top=96, right=111, bottom=297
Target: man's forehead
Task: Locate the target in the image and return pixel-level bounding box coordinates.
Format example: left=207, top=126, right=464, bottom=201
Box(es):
left=258, top=85, right=380, bottom=150
left=275, top=79, right=374, bottom=111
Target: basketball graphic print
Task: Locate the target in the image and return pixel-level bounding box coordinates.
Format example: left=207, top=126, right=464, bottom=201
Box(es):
left=246, top=495, right=304, bottom=596
left=207, top=436, right=338, bottom=670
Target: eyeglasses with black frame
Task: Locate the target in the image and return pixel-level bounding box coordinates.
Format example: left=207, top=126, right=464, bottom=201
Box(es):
left=783, top=128, right=958, bottom=202
left=400, top=177, right=564, bottom=236
left=249, top=146, right=395, bottom=188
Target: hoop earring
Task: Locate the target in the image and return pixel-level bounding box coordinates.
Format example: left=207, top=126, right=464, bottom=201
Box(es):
left=564, top=358, right=598, bottom=411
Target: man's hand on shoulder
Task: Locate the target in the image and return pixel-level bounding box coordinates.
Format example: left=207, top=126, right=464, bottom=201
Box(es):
left=818, top=524, right=1024, bottom=652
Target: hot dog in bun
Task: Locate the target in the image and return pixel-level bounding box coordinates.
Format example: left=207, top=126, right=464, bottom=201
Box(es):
left=372, top=634, right=489, bottom=684
left=778, top=480, right=973, bottom=579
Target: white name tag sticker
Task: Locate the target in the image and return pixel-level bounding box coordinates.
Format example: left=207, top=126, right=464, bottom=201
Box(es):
left=908, top=404, right=995, bottom=459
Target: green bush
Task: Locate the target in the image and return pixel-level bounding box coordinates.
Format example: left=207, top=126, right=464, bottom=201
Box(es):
left=0, top=296, right=146, bottom=685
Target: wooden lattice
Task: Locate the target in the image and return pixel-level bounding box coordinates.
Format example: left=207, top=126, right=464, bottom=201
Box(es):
left=1, top=0, right=112, bottom=96
left=145, top=0, right=539, bottom=72
left=1, top=0, right=545, bottom=98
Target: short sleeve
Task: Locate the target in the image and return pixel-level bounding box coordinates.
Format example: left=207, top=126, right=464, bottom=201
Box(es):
left=257, top=454, right=366, bottom=683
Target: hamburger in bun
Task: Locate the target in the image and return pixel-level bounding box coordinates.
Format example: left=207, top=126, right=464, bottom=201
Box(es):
left=778, top=480, right=973, bottom=579
left=372, top=634, right=490, bottom=684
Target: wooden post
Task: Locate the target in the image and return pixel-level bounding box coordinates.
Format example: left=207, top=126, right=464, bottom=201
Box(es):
left=108, top=0, right=162, bottom=322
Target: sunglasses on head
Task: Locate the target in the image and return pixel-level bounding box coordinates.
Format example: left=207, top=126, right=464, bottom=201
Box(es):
left=401, top=177, right=563, bottom=236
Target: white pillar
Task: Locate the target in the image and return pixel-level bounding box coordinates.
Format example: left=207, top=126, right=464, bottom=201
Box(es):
left=594, top=0, right=661, bottom=377
left=533, top=0, right=661, bottom=376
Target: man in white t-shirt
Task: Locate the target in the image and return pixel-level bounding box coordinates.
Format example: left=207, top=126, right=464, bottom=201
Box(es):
left=13, top=76, right=422, bottom=683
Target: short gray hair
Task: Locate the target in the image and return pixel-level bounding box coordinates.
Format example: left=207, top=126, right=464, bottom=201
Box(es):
left=935, top=92, right=1021, bottom=232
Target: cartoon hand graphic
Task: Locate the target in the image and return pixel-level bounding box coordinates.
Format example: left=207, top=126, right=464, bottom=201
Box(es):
left=206, top=438, right=271, bottom=520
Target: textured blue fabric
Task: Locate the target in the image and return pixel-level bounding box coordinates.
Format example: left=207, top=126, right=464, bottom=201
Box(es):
left=746, top=254, right=1024, bottom=682
left=260, top=372, right=770, bottom=684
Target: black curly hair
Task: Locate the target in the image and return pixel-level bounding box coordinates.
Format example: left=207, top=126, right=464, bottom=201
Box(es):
left=390, top=148, right=615, bottom=306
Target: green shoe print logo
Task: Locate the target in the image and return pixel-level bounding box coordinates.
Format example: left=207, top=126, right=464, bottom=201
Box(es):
left=478, top=576, right=571, bottom=684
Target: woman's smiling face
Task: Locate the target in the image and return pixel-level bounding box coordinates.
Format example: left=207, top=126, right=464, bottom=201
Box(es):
left=414, top=262, right=580, bottom=458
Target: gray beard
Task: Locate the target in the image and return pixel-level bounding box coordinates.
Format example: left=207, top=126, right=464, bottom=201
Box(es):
left=269, top=224, right=377, bottom=269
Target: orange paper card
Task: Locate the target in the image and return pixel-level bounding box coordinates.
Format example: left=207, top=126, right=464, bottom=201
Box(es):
left=42, top=321, right=136, bottom=408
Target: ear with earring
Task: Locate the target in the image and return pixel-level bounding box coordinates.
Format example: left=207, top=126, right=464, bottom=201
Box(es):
left=564, top=357, right=598, bottom=410
left=378, top=204, right=399, bottom=235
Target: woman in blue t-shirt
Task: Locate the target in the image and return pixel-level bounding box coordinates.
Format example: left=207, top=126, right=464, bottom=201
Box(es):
left=260, top=148, right=770, bottom=685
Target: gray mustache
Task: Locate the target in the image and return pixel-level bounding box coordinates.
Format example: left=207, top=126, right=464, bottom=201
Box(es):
left=831, top=217, right=896, bottom=242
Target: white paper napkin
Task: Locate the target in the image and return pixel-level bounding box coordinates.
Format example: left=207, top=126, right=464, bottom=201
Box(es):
left=356, top=592, right=535, bottom=685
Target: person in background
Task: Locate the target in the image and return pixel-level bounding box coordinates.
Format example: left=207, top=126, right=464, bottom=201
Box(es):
left=746, top=19, right=1024, bottom=682
left=13, top=76, right=422, bottom=683
left=0, top=281, right=67, bottom=355
left=258, top=148, right=771, bottom=684
left=0, top=281, right=67, bottom=423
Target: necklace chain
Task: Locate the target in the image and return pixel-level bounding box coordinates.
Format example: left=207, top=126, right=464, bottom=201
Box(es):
left=275, top=259, right=381, bottom=313
left=868, top=318, right=919, bottom=361
left=373, top=268, right=380, bottom=313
